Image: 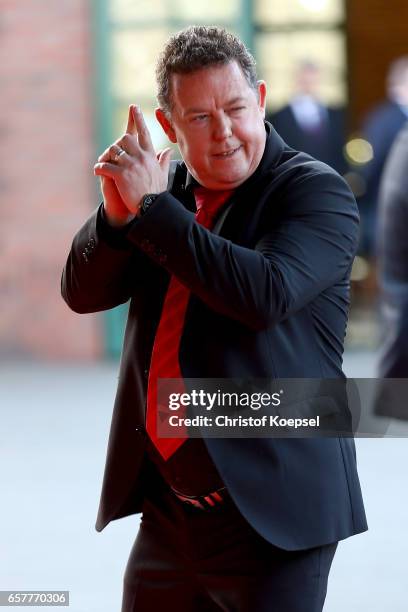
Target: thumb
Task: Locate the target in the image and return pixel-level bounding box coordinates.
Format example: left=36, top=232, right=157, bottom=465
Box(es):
left=158, top=147, right=173, bottom=173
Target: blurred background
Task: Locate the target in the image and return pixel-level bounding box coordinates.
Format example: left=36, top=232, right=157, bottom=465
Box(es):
left=1, top=1, right=408, bottom=611
left=3, top=0, right=408, bottom=360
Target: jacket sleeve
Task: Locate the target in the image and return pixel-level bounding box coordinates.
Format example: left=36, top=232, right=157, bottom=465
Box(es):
left=125, top=170, right=359, bottom=330
left=61, top=205, right=152, bottom=314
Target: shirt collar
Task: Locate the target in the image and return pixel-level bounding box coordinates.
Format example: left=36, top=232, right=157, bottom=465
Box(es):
left=185, top=170, right=199, bottom=192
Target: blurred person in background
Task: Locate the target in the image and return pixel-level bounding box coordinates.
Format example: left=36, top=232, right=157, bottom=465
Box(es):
left=62, top=26, right=367, bottom=612
left=268, top=60, right=347, bottom=175
left=374, top=122, right=408, bottom=419
left=353, top=57, right=408, bottom=258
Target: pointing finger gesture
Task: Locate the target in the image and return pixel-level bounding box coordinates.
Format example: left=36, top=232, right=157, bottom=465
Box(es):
left=127, top=104, right=155, bottom=153
left=94, top=104, right=172, bottom=219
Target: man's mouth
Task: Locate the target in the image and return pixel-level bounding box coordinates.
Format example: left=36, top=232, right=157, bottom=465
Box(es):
left=213, top=146, right=242, bottom=158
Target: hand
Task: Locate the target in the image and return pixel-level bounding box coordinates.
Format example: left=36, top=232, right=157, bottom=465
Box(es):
left=94, top=105, right=172, bottom=225
left=97, top=167, right=133, bottom=227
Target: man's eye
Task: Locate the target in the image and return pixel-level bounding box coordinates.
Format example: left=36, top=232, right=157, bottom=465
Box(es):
left=230, top=106, right=245, bottom=113
left=192, top=115, right=208, bottom=122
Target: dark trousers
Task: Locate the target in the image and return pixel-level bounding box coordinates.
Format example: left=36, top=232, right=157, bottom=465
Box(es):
left=122, top=474, right=337, bottom=612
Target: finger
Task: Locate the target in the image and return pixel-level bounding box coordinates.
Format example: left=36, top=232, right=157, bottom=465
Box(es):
left=93, top=162, right=121, bottom=180
left=120, top=133, right=143, bottom=157
left=98, top=144, right=129, bottom=164
left=132, top=105, right=155, bottom=152
left=126, top=104, right=138, bottom=136
left=98, top=142, right=120, bottom=163
left=160, top=149, right=173, bottom=180
left=158, top=147, right=173, bottom=171
left=98, top=133, right=133, bottom=161
left=98, top=146, right=112, bottom=162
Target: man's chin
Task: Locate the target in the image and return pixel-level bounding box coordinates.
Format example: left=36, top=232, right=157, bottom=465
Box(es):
left=192, top=165, right=249, bottom=190
left=213, top=170, right=251, bottom=189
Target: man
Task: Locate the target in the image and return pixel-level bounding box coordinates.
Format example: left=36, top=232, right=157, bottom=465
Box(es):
left=353, top=56, right=408, bottom=256
left=62, top=26, right=367, bottom=612
left=374, top=122, right=408, bottom=419
left=268, top=60, right=346, bottom=175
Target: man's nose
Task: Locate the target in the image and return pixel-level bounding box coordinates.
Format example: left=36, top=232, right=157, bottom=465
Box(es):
left=213, top=113, right=232, bottom=140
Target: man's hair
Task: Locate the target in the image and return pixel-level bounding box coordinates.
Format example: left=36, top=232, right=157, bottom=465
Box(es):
left=156, top=25, right=258, bottom=114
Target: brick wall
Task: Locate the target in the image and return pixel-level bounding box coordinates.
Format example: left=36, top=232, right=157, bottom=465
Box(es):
left=0, top=0, right=103, bottom=359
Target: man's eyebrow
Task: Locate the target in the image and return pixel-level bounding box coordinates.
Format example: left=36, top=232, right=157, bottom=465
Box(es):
left=184, top=97, right=247, bottom=115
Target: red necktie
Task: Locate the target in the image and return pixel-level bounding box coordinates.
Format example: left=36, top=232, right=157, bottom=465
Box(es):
left=146, top=187, right=233, bottom=460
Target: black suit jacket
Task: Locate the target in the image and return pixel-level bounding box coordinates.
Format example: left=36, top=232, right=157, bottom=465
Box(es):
left=359, top=102, right=407, bottom=208
left=374, top=123, right=408, bottom=418
left=268, top=104, right=346, bottom=175
left=355, top=102, right=408, bottom=254
left=62, top=123, right=367, bottom=550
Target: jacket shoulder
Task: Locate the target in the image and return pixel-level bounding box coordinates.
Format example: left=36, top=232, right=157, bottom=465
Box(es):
left=273, top=150, right=355, bottom=208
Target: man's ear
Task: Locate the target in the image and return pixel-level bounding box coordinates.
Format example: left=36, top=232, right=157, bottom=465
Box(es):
left=155, top=108, right=177, bottom=143
left=257, top=80, right=267, bottom=118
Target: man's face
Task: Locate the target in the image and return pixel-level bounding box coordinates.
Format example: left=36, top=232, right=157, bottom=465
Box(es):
left=156, top=61, right=267, bottom=190
left=296, top=64, right=321, bottom=97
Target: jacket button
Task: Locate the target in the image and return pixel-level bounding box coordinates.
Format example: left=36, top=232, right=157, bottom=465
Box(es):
left=135, top=426, right=145, bottom=435
left=144, top=368, right=149, bottom=378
